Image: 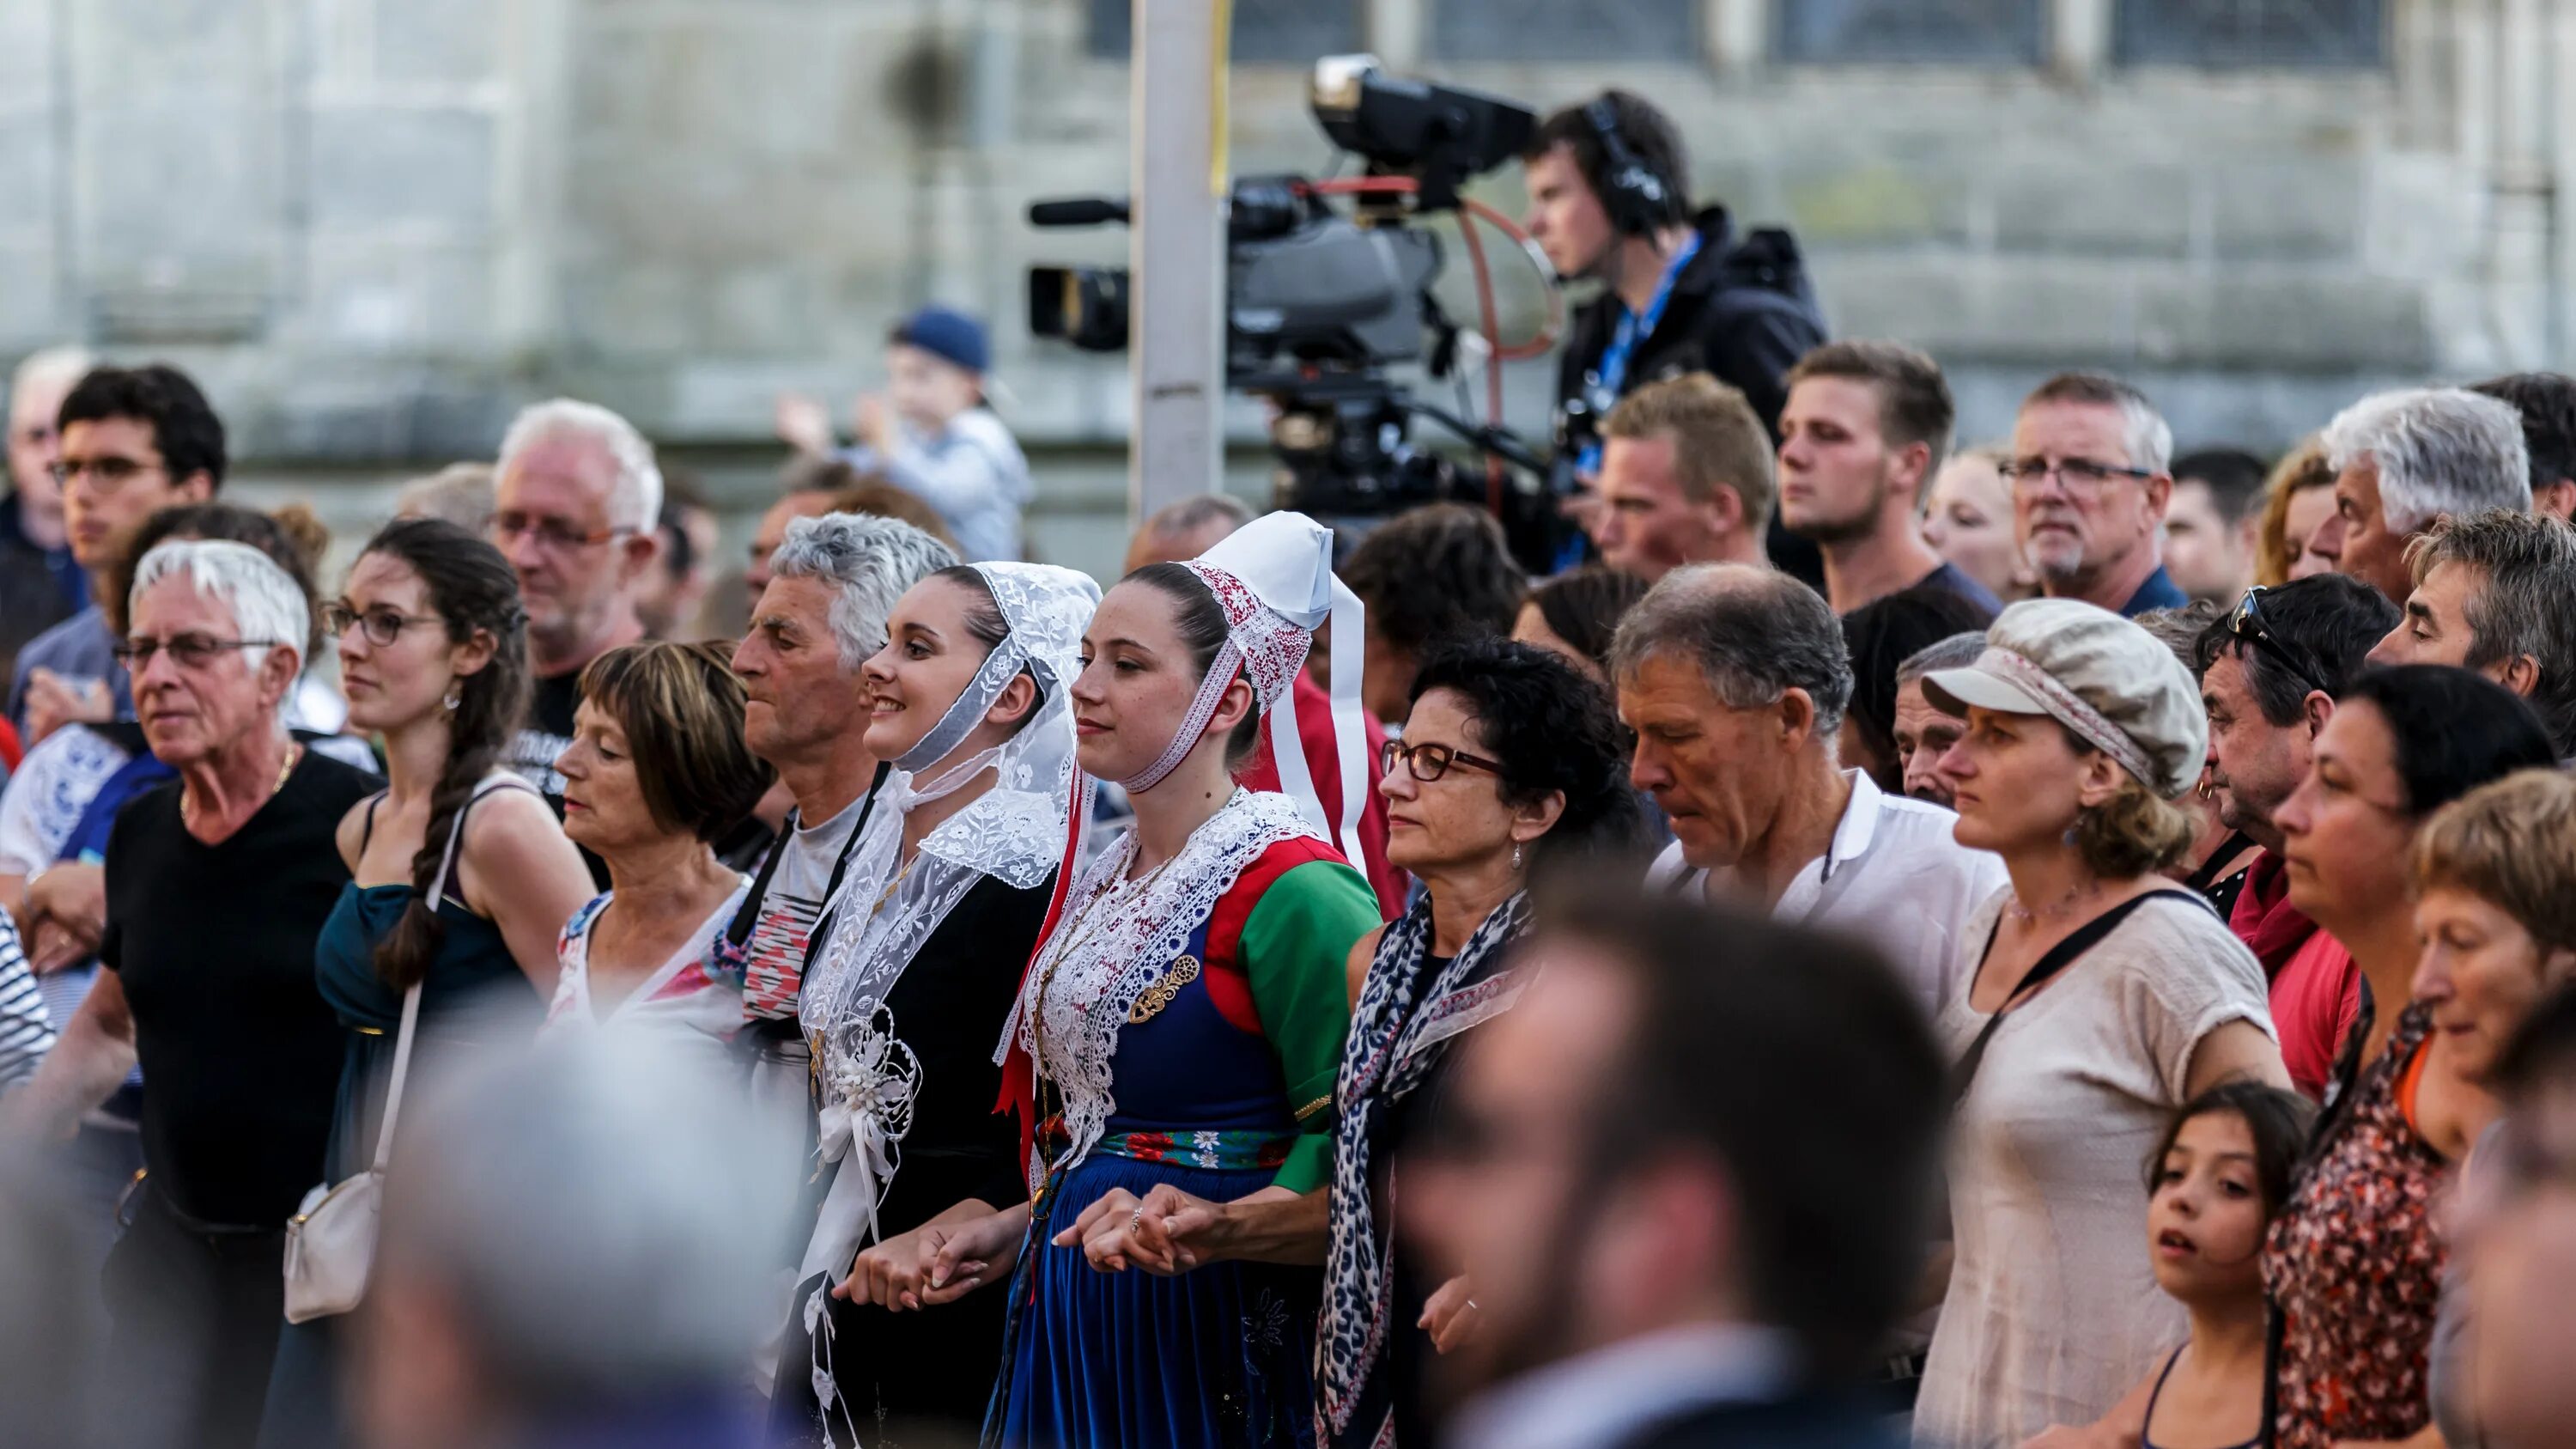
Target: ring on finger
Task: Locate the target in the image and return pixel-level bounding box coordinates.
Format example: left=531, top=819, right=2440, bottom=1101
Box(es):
left=1128, top=1205, right=1147, bottom=1233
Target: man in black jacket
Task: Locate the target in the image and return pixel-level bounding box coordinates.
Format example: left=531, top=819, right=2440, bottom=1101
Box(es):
left=1522, top=90, right=1829, bottom=579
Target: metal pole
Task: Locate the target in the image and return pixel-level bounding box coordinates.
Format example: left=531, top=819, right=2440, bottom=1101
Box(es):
left=1127, top=0, right=1229, bottom=526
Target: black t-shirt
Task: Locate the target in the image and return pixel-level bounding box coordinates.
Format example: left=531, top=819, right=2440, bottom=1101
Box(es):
left=100, top=749, right=380, bottom=1228
left=507, top=668, right=581, bottom=799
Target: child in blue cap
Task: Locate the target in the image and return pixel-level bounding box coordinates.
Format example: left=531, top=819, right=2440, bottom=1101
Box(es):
left=775, top=305, right=1031, bottom=561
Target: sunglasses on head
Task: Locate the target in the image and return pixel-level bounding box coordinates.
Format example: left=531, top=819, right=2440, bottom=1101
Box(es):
left=2229, top=587, right=2332, bottom=697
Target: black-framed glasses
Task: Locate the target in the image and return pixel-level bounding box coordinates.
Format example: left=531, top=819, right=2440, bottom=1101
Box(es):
left=489, top=511, right=635, bottom=552
left=1999, top=456, right=2157, bottom=493
left=324, top=600, right=444, bottom=647
left=1381, top=738, right=1505, bottom=783
left=112, top=633, right=283, bottom=670
left=2229, top=586, right=2332, bottom=696
left=48, top=456, right=166, bottom=493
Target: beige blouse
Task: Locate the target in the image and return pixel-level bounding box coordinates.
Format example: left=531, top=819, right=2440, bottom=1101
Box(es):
left=1913, top=888, right=2275, bottom=1449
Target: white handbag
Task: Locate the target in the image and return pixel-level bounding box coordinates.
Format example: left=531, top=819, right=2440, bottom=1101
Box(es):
left=282, top=782, right=489, bottom=1324
left=281, top=977, right=418, bottom=1323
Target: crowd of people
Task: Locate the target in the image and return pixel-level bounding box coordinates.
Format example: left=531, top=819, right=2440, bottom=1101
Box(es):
left=3, top=86, right=2576, bottom=1449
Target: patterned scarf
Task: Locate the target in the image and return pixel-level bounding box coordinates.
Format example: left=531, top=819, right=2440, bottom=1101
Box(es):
left=1317, top=890, right=1534, bottom=1447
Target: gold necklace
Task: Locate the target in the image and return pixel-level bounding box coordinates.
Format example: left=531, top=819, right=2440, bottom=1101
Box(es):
left=182, top=740, right=300, bottom=829
left=1029, top=855, right=1179, bottom=1031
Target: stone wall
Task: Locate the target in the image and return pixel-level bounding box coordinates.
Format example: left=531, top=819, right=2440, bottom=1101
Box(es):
left=3, top=0, right=2569, bottom=576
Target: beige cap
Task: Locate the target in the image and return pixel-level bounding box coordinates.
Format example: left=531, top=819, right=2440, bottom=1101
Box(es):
left=1922, top=598, right=2208, bottom=800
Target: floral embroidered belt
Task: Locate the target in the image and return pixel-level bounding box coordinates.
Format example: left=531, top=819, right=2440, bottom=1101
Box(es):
left=1037, top=1115, right=1291, bottom=1174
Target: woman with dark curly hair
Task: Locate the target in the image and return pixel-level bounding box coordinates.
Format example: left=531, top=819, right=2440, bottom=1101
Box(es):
left=1322, top=636, right=1647, bottom=1447
left=1016, top=633, right=1642, bottom=1449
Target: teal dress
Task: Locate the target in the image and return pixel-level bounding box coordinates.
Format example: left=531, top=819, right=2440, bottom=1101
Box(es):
left=255, top=794, right=542, bottom=1449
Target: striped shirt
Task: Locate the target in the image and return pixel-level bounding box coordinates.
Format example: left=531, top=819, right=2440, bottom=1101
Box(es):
left=0, top=910, right=57, bottom=1092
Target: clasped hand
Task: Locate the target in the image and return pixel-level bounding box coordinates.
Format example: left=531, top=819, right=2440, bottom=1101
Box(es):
left=1056, top=1184, right=1225, bottom=1275
left=835, top=1208, right=1022, bottom=1312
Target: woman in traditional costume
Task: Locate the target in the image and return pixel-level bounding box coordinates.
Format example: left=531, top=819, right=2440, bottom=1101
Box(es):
left=852, top=512, right=1383, bottom=1449
left=767, top=560, right=1098, bottom=1447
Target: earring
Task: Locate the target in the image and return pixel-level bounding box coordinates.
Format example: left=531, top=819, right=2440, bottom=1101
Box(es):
left=1510, top=841, right=1524, bottom=872
left=442, top=689, right=462, bottom=713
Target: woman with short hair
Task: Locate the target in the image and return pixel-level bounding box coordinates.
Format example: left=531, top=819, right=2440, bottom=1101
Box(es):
left=1916, top=598, right=2289, bottom=1447
left=2262, top=671, right=2561, bottom=1449
left=1321, top=635, right=1645, bottom=1448
left=544, top=640, right=773, bottom=1051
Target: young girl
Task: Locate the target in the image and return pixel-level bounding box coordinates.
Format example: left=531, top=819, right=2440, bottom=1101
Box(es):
left=2022, top=1081, right=2317, bottom=1449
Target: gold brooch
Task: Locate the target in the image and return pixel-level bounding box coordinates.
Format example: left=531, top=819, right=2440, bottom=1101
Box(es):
left=1127, top=954, right=1203, bottom=1024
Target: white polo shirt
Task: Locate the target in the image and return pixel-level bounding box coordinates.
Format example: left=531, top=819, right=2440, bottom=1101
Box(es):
left=1646, top=769, right=2008, bottom=1016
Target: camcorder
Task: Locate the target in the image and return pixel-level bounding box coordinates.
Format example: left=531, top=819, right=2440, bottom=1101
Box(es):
left=1028, top=56, right=1564, bottom=567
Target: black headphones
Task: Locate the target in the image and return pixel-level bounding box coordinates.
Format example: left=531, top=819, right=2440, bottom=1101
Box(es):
left=1582, top=96, right=1676, bottom=237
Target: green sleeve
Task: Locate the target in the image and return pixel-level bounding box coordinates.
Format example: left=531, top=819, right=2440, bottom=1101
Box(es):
left=1239, top=858, right=1378, bottom=1194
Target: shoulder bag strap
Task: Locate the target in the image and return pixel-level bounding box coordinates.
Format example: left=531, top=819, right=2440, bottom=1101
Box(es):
left=1948, top=889, right=2212, bottom=1107
left=721, top=807, right=798, bottom=950
left=805, top=761, right=892, bottom=965
left=368, top=775, right=523, bottom=1172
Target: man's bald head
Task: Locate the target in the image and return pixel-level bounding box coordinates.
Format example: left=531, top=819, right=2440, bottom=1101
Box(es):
left=1123, top=493, right=1254, bottom=575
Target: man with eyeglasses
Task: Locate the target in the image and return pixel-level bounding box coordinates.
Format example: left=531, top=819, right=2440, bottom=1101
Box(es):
left=486, top=399, right=662, bottom=810
left=1615, top=564, right=2002, bottom=1021
left=2190, top=574, right=2397, bottom=1100
left=2007, top=372, right=2190, bottom=618
left=0, top=347, right=93, bottom=687
left=5, top=364, right=223, bottom=745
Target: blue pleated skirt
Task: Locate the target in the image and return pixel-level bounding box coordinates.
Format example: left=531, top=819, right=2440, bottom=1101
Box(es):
left=987, top=1154, right=1320, bottom=1449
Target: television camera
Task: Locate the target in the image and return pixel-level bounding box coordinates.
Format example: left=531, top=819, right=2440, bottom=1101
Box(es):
left=1027, top=57, right=1564, bottom=563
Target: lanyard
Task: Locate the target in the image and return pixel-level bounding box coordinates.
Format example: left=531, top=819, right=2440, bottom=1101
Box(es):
left=1575, top=231, right=1703, bottom=478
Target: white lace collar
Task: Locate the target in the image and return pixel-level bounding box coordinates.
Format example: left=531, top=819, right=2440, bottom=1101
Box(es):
left=997, top=788, right=1320, bottom=1178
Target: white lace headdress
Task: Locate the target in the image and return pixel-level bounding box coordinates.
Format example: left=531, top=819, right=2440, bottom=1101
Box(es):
left=792, top=562, right=1099, bottom=1330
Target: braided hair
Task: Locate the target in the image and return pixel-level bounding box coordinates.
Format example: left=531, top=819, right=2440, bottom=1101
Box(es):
left=357, top=518, right=532, bottom=989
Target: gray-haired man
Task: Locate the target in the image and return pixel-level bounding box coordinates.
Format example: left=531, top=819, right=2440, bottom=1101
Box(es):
left=1614, top=564, right=2003, bottom=1015
left=489, top=398, right=665, bottom=797
left=726, top=512, right=957, bottom=1098
left=2313, top=387, right=2531, bottom=605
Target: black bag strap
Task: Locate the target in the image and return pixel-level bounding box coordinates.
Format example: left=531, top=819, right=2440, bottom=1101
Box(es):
left=722, top=808, right=797, bottom=951
left=721, top=761, right=890, bottom=952
left=1949, top=889, right=2211, bottom=1106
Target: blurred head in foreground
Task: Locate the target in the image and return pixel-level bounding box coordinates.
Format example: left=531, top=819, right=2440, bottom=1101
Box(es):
left=357, top=1030, right=794, bottom=1449
left=1401, top=882, right=1944, bottom=1421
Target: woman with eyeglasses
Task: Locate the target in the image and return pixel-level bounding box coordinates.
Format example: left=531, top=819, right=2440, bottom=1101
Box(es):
left=1321, top=636, right=1643, bottom=1448
left=256, top=517, right=597, bottom=1449
left=2260, top=667, right=2559, bottom=1449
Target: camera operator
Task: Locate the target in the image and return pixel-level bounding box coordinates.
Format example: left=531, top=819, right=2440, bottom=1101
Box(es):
left=1522, top=90, right=1827, bottom=580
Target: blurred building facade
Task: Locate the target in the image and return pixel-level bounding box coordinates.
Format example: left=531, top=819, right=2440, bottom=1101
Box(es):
left=0, top=0, right=2567, bottom=564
